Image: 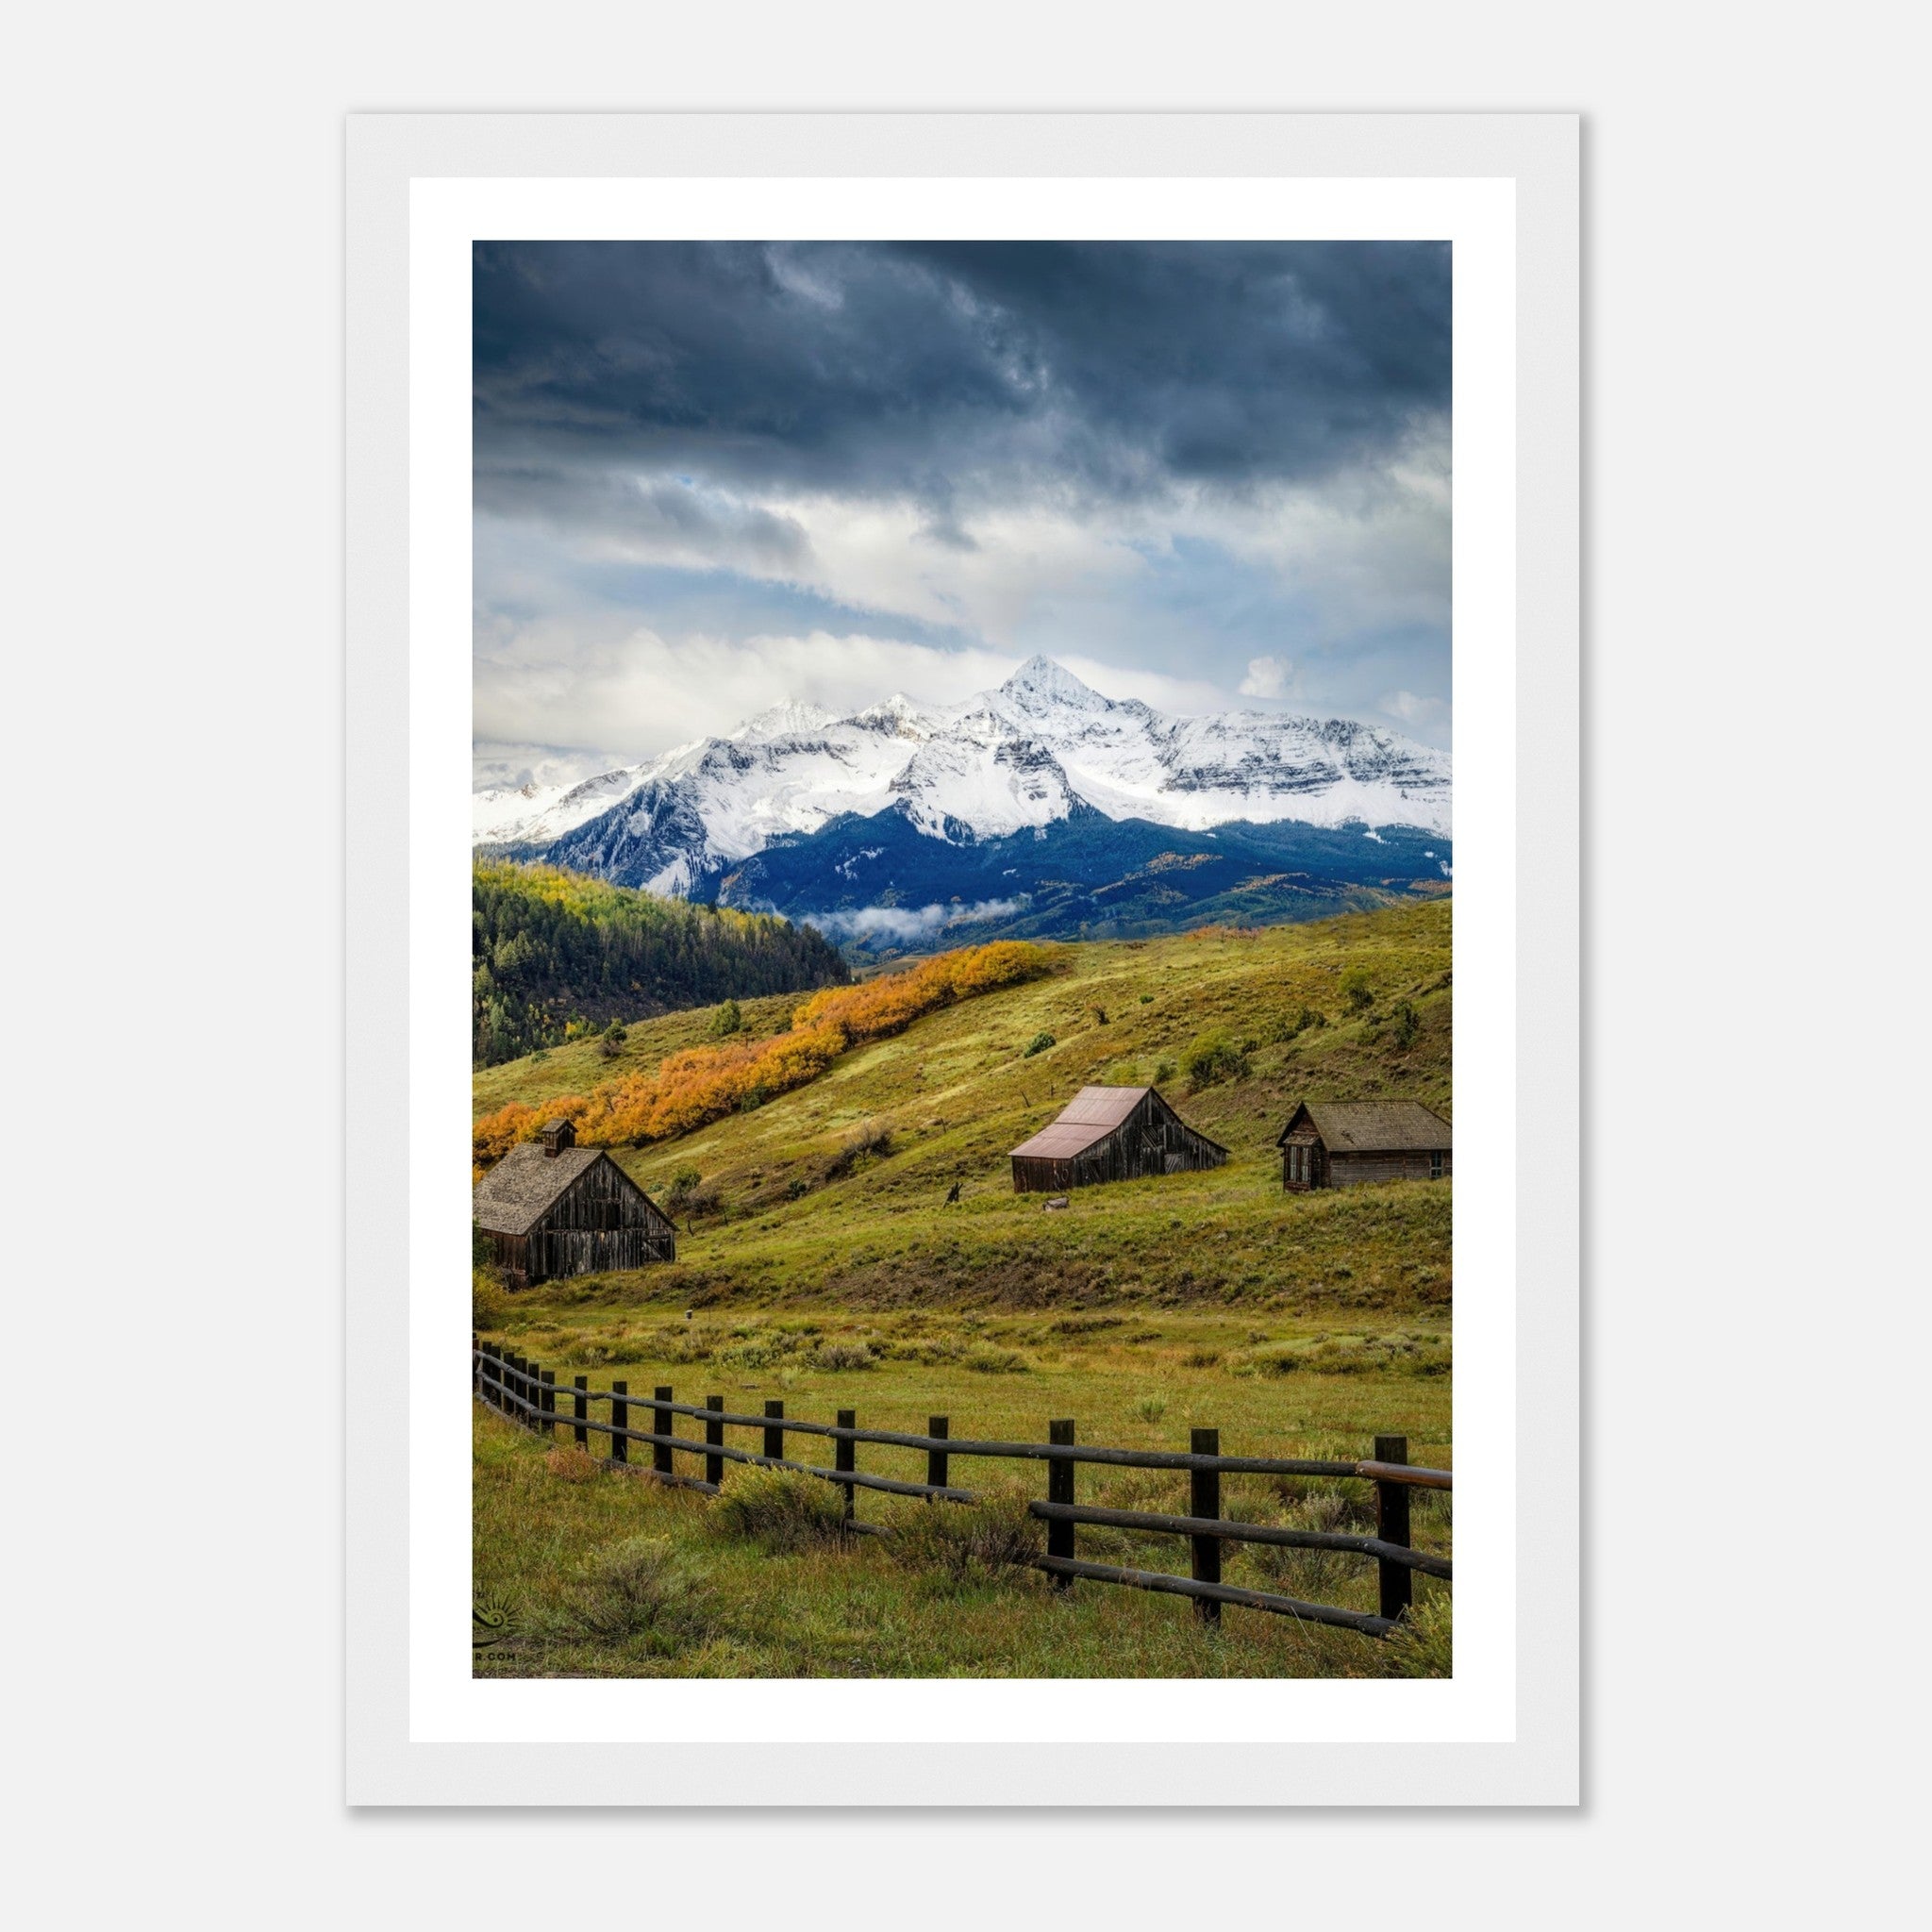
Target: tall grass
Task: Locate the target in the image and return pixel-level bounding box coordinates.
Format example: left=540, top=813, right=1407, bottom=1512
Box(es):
left=473, top=1404, right=1443, bottom=1679
left=878, top=1485, right=1045, bottom=1587
left=708, top=1466, right=850, bottom=1552
left=560, top=1535, right=713, bottom=1647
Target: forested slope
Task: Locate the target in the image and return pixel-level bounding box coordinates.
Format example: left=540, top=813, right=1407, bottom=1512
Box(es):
left=473, top=861, right=849, bottom=1065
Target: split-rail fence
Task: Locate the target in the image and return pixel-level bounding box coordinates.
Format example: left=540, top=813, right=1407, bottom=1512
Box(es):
left=474, top=1337, right=1451, bottom=1641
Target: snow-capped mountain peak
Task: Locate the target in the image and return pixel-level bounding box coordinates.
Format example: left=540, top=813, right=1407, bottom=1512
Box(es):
left=731, top=699, right=841, bottom=741
left=479, top=657, right=1452, bottom=893
left=849, top=692, right=944, bottom=739
left=997, top=653, right=1113, bottom=711
left=472, top=762, right=645, bottom=847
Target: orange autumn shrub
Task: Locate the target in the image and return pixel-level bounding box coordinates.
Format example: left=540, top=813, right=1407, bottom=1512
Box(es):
left=472, top=940, right=1058, bottom=1173
left=472, top=1091, right=591, bottom=1176
left=792, top=940, right=1054, bottom=1040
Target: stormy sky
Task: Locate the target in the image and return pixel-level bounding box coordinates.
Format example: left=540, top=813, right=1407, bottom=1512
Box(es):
left=474, top=240, right=1451, bottom=786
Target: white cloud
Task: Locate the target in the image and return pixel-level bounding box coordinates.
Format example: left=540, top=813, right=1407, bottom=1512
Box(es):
left=800, top=898, right=1030, bottom=942
left=728, top=491, right=1152, bottom=646
left=1176, top=423, right=1453, bottom=637
left=471, top=741, right=633, bottom=794
left=474, top=478, right=812, bottom=579
left=473, top=423, right=1453, bottom=747
left=473, top=624, right=1009, bottom=758
left=473, top=620, right=1243, bottom=762
left=1380, top=689, right=1449, bottom=730
left=763, top=463, right=1453, bottom=654
left=1239, top=655, right=1299, bottom=701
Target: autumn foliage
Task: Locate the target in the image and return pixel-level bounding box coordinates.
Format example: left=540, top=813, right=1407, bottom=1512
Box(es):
left=474, top=940, right=1058, bottom=1174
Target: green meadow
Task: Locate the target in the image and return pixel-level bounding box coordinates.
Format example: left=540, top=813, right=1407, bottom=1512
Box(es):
left=473, top=898, right=1453, bottom=1677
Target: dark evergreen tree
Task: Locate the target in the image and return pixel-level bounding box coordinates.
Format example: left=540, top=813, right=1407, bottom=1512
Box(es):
left=472, top=861, right=849, bottom=1065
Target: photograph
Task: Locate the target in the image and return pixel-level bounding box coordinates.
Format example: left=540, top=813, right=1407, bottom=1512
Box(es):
left=10, top=0, right=1914, bottom=1904
left=465, top=237, right=1456, bottom=1680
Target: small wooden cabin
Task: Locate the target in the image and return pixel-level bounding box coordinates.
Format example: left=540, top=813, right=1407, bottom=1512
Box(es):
left=1009, top=1085, right=1228, bottom=1193
left=1276, top=1101, right=1452, bottom=1191
left=472, top=1119, right=676, bottom=1288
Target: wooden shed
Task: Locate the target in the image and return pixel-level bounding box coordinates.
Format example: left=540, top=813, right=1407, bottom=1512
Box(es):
left=1008, top=1085, right=1228, bottom=1193
left=472, top=1119, right=676, bottom=1288
left=1276, top=1100, right=1452, bottom=1191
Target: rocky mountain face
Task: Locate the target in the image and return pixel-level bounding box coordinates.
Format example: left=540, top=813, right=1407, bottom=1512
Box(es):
left=710, top=801, right=1454, bottom=958
left=480, top=657, right=1452, bottom=912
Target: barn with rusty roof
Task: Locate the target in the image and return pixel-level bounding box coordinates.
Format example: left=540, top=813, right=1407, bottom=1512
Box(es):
left=473, top=1119, right=676, bottom=1288
left=1275, top=1100, right=1452, bottom=1191
left=1008, top=1085, right=1228, bottom=1193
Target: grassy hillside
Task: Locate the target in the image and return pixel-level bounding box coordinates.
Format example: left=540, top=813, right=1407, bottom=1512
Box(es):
left=473, top=898, right=1453, bottom=1678
left=475, top=940, right=1055, bottom=1163
left=474, top=898, right=1452, bottom=1312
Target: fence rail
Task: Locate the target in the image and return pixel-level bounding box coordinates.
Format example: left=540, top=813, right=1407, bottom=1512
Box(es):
left=473, top=1337, right=1450, bottom=1641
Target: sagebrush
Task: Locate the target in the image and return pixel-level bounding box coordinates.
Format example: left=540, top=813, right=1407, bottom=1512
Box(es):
left=709, top=1466, right=851, bottom=1551
left=880, top=1484, right=1045, bottom=1586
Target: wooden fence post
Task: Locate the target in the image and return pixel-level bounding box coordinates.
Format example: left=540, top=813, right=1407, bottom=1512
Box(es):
left=1191, top=1427, right=1222, bottom=1626
left=1374, top=1434, right=1414, bottom=1623
left=764, top=1400, right=785, bottom=1462
left=489, top=1343, right=505, bottom=1410
left=927, top=1416, right=950, bottom=1493
left=573, top=1375, right=589, bottom=1450
left=541, top=1370, right=558, bottom=1440
left=1048, top=1419, right=1076, bottom=1587
left=610, top=1381, right=627, bottom=1464
left=511, top=1355, right=528, bottom=1424
left=472, top=1334, right=481, bottom=1399
left=705, top=1395, right=725, bottom=1488
left=653, top=1387, right=674, bottom=1478
left=836, top=1409, right=857, bottom=1521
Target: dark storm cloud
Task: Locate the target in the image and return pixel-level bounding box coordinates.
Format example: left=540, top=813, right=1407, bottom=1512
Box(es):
left=472, top=240, right=1449, bottom=508
left=475, top=462, right=812, bottom=571
left=473, top=240, right=1454, bottom=760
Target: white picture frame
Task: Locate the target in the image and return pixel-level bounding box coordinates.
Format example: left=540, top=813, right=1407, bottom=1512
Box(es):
left=347, top=110, right=1578, bottom=1807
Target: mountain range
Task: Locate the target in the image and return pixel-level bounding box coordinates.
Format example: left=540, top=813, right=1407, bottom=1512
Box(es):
left=476, top=657, right=1452, bottom=954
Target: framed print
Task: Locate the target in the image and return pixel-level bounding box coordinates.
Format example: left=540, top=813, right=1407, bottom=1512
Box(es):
left=347, top=111, right=1579, bottom=1805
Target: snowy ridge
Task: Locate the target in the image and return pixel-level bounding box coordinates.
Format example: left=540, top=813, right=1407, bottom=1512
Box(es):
left=480, top=657, right=1451, bottom=892
left=472, top=765, right=654, bottom=846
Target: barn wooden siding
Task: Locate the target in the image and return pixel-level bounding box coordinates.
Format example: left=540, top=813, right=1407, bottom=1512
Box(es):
left=1011, top=1089, right=1227, bottom=1193
left=1280, top=1127, right=1327, bottom=1191
left=1277, top=1101, right=1452, bottom=1192
left=1324, top=1148, right=1452, bottom=1189
left=482, top=1154, right=675, bottom=1288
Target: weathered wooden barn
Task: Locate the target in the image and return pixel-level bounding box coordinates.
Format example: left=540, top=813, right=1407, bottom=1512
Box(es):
left=472, top=1119, right=676, bottom=1287
left=1275, top=1100, right=1453, bottom=1191
left=1009, top=1085, right=1228, bottom=1193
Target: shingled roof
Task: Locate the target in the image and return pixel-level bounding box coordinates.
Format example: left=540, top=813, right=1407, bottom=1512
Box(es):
left=473, top=1142, right=606, bottom=1237
left=1277, top=1100, right=1452, bottom=1153
left=1010, top=1085, right=1227, bottom=1161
